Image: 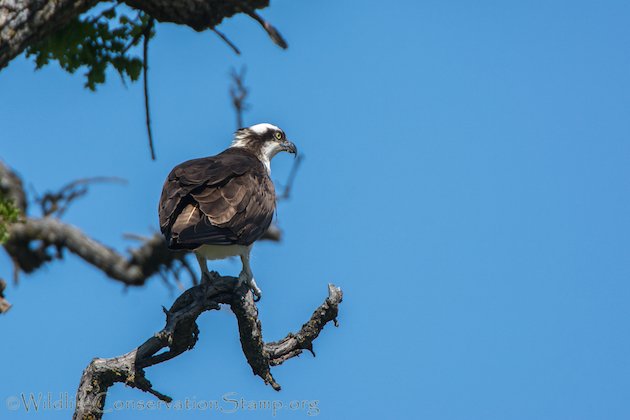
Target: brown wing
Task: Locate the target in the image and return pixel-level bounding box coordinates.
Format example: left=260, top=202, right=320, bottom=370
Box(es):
left=158, top=148, right=276, bottom=249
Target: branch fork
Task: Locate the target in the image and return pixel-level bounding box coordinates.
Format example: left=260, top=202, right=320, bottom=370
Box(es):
left=73, top=273, right=343, bottom=419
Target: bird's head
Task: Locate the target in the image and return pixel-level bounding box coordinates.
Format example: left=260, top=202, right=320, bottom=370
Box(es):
left=231, top=123, right=298, bottom=162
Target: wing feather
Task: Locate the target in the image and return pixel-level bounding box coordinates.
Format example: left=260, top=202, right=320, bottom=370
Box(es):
left=158, top=148, right=275, bottom=249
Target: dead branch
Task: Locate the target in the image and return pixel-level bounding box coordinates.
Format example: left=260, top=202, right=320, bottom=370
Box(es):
left=236, top=2, right=287, bottom=49
left=37, top=176, right=126, bottom=217
left=277, top=154, right=303, bottom=201
left=143, top=17, right=156, bottom=160
left=229, top=66, right=249, bottom=129
left=5, top=217, right=187, bottom=285
left=73, top=274, right=343, bottom=419
left=212, top=27, right=240, bottom=55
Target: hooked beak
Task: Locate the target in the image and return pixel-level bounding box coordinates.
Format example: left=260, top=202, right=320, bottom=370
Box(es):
left=281, top=139, right=298, bottom=155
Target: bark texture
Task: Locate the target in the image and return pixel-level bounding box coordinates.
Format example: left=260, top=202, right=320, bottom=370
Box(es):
left=0, top=0, right=98, bottom=69
left=0, top=0, right=270, bottom=69
left=123, top=0, right=268, bottom=31
left=73, top=273, right=343, bottom=419
left=6, top=217, right=186, bottom=284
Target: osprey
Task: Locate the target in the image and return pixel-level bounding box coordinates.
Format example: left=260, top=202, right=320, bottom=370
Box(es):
left=158, top=123, right=297, bottom=300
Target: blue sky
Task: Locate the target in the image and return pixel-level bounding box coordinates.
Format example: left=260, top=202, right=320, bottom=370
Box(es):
left=1, top=0, right=630, bottom=418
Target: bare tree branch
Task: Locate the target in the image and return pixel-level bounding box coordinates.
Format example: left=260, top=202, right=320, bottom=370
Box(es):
left=277, top=154, right=303, bottom=201
left=143, top=16, right=156, bottom=160
left=36, top=176, right=127, bottom=217
left=237, top=2, right=287, bottom=49
left=229, top=66, right=249, bottom=129
left=212, top=27, right=240, bottom=55
left=73, top=274, right=343, bottom=419
left=6, top=217, right=187, bottom=284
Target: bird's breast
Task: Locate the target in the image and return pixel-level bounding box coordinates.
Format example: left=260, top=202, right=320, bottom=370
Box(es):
left=195, top=244, right=251, bottom=260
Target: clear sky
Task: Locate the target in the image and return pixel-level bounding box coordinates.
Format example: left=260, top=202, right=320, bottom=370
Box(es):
left=1, top=0, right=630, bottom=419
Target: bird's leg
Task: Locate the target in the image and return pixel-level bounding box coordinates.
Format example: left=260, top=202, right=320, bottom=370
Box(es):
left=195, top=254, right=212, bottom=284
left=239, top=251, right=262, bottom=301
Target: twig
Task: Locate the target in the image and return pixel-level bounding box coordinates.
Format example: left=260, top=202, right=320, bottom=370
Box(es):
left=37, top=176, right=126, bottom=217
left=277, top=154, right=303, bottom=201
left=212, top=28, right=240, bottom=55
left=73, top=275, right=342, bottom=419
left=143, top=18, right=156, bottom=160
left=265, top=284, right=343, bottom=366
left=120, top=12, right=147, bottom=55
left=121, top=30, right=144, bottom=55
left=236, top=2, right=288, bottom=49
left=229, top=66, right=249, bottom=128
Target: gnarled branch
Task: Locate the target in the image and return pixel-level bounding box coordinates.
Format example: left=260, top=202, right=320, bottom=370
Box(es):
left=73, top=274, right=343, bottom=419
left=5, top=217, right=186, bottom=285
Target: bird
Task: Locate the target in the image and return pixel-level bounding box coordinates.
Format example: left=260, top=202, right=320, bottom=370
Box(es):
left=158, top=123, right=297, bottom=300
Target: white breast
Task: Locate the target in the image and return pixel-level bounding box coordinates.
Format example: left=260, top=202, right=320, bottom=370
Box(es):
left=195, top=244, right=250, bottom=260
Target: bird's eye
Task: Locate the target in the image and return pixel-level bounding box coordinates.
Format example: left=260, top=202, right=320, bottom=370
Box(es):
left=275, top=132, right=283, bottom=140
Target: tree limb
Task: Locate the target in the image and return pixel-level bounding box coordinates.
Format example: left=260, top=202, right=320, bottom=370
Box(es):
left=73, top=274, right=343, bottom=419
left=36, top=176, right=127, bottom=218
left=5, top=217, right=186, bottom=285
left=0, top=0, right=274, bottom=70
left=212, top=27, right=240, bottom=55
left=0, top=0, right=99, bottom=70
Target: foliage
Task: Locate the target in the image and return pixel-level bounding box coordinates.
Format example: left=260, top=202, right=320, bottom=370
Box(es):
left=25, top=5, right=155, bottom=90
left=0, top=193, right=19, bottom=244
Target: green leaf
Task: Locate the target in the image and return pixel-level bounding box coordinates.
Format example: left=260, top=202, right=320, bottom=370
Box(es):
left=0, top=192, right=20, bottom=244
left=25, top=5, right=155, bottom=90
